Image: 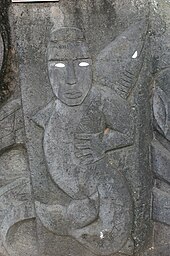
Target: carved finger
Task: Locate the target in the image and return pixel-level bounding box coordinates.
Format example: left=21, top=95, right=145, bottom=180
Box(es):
left=75, top=149, right=92, bottom=158
left=74, top=140, right=91, bottom=147
left=75, top=151, right=83, bottom=158
left=74, top=133, right=92, bottom=140
left=80, top=155, right=94, bottom=165
left=74, top=142, right=91, bottom=150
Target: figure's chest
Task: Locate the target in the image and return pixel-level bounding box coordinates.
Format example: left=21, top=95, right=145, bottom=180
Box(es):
left=46, top=98, right=106, bottom=137
left=76, top=103, right=106, bottom=134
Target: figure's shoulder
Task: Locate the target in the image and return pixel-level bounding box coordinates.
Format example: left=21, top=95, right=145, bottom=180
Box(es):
left=99, top=85, right=132, bottom=119
left=90, top=85, right=101, bottom=97
left=100, top=85, right=127, bottom=104
left=32, top=100, right=55, bottom=129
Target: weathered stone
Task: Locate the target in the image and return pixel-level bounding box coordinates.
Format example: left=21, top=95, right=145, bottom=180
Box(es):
left=0, top=99, right=24, bottom=151
left=150, top=1, right=170, bottom=255
left=151, top=140, right=170, bottom=183
left=143, top=245, right=170, bottom=256
left=154, top=222, right=170, bottom=247
left=0, top=148, right=35, bottom=256
left=153, top=187, right=170, bottom=225
left=1, top=0, right=170, bottom=255
left=0, top=0, right=17, bottom=104
left=0, top=35, right=4, bottom=72
left=7, top=1, right=154, bottom=255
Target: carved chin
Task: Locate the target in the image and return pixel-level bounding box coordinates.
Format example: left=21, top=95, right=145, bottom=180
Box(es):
left=59, top=95, right=87, bottom=106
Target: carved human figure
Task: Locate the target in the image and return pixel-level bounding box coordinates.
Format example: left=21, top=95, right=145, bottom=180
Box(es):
left=34, top=27, right=134, bottom=255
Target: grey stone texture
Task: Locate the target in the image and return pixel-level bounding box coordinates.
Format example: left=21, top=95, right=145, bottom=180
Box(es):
left=0, top=35, right=3, bottom=72
left=0, top=0, right=169, bottom=255
left=150, top=0, right=170, bottom=255
left=0, top=0, right=18, bottom=104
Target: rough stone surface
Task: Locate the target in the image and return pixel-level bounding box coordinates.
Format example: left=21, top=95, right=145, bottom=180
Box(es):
left=150, top=0, right=170, bottom=255
left=0, top=0, right=169, bottom=255
left=0, top=35, right=4, bottom=71
left=0, top=0, right=17, bottom=104
left=151, top=140, right=170, bottom=183
left=153, top=187, right=170, bottom=225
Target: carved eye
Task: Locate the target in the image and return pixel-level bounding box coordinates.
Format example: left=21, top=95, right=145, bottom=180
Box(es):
left=55, top=63, right=65, bottom=68
left=132, top=51, right=138, bottom=59
left=79, top=62, right=89, bottom=67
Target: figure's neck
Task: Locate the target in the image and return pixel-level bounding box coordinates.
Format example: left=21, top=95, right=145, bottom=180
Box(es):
left=55, top=98, right=83, bottom=110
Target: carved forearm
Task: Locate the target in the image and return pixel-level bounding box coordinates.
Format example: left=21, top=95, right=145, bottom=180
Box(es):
left=103, top=130, right=133, bottom=152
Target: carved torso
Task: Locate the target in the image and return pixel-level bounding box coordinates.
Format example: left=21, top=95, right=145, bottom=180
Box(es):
left=39, top=86, right=134, bottom=255
left=44, top=87, right=105, bottom=199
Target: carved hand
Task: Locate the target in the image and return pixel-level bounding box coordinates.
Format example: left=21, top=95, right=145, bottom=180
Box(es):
left=74, top=132, right=105, bottom=165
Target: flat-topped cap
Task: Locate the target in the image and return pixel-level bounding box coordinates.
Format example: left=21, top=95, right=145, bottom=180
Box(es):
left=50, top=27, right=84, bottom=43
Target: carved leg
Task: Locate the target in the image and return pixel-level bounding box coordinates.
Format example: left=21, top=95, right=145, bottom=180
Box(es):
left=35, top=191, right=99, bottom=235
left=69, top=180, right=133, bottom=256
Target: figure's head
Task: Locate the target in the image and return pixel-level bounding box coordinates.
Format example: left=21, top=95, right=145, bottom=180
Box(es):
left=47, top=27, right=92, bottom=106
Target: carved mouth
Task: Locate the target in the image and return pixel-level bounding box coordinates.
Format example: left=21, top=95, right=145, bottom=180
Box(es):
left=64, top=91, right=82, bottom=99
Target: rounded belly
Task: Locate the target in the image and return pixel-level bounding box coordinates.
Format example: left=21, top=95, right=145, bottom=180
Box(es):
left=44, top=122, right=81, bottom=198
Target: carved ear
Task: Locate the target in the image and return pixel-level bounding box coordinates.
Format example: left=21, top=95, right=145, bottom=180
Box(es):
left=32, top=101, right=54, bottom=129
left=94, top=20, right=148, bottom=99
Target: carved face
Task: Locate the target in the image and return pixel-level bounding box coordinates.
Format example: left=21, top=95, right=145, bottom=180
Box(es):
left=48, top=40, right=92, bottom=106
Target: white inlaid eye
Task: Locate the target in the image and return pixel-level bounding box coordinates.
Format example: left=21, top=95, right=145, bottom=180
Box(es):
left=55, top=63, right=65, bottom=68
left=132, top=51, right=138, bottom=59
left=79, top=62, right=89, bottom=67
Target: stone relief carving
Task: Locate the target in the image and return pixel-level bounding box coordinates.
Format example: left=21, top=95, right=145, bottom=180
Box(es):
left=153, top=86, right=169, bottom=138
left=94, top=21, right=148, bottom=100
left=0, top=9, right=36, bottom=255
left=2, top=0, right=170, bottom=254
left=150, top=5, right=170, bottom=248
left=33, top=26, right=136, bottom=255
left=152, top=71, right=170, bottom=227
left=7, top=2, right=153, bottom=254
left=0, top=99, right=35, bottom=256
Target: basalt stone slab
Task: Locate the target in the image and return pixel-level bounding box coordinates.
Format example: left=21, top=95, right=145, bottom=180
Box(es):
left=1, top=0, right=159, bottom=255
left=9, top=1, right=152, bottom=255
left=150, top=0, right=170, bottom=255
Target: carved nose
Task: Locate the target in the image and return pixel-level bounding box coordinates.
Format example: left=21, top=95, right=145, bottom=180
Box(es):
left=66, top=63, right=76, bottom=85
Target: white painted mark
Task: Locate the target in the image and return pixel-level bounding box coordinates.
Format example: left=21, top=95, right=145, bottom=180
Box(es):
left=100, top=231, right=104, bottom=239
left=132, top=51, right=138, bottom=59
left=79, top=62, right=89, bottom=67
left=149, top=247, right=154, bottom=250
left=55, top=63, right=65, bottom=68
